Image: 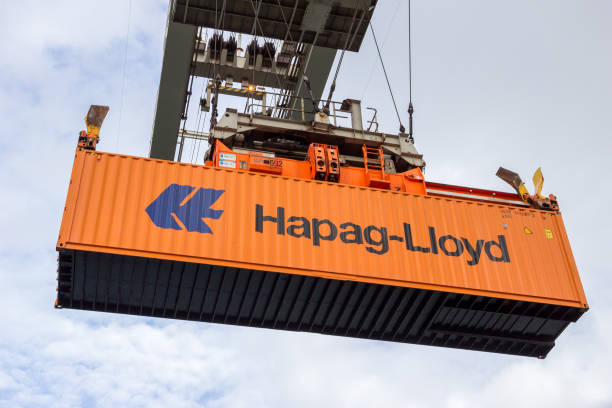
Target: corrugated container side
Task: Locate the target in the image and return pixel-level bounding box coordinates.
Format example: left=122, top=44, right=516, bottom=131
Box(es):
left=57, top=150, right=588, bottom=309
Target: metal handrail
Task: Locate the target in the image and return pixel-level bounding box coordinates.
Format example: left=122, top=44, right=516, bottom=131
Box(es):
left=245, top=94, right=354, bottom=125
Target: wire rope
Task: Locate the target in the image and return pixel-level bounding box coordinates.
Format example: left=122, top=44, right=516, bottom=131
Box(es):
left=249, top=0, right=287, bottom=93
left=274, top=0, right=299, bottom=117
left=323, top=0, right=360, bottom=110
left=189, top=28, right=208, bottom=163
left=369, top=21, right=404, bottom=133
left=359, top=0, right=402, bottom=101
left=408, top=0, right=413, bottom=104
left=209, top=0, right=227, bottom=131
left=407, top=0, right=414, bottom=141
left=116, top=0, right=131, bottom=152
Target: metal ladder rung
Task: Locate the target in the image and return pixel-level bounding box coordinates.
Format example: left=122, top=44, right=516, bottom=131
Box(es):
left=362, top=145, right=385, bottom=174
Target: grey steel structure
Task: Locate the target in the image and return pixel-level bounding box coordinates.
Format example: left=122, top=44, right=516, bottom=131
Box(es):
left=207, top=108, right=425, bottom=172
left=171, top=0, right=374, bottom=51
left=148, top=0, right=424, bottom=178
left=150, top=0, right=380, bottom=161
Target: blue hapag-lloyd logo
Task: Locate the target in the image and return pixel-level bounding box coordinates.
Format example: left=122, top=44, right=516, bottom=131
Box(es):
left=146, top=184, right=224, bottom=233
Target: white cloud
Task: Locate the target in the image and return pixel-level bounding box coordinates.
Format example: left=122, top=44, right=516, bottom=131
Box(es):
left=1, top=0, right=611, bottom=407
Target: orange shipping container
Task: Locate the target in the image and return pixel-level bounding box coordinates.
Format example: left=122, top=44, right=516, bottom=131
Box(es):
left=56, top=149, right=588, bottom=357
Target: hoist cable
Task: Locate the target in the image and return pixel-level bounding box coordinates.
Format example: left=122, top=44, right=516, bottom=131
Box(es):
left=191, top=29, right=212, bottom=163
left=324, top=0, right=360, bottom=110
left=116, top=0, right=131, bottom=152
left=407, top=0, right=414, bottom=141
left=346, top=2, right=368, bottom=51
left=292, top=32, right=319, bottom=113
left=193, top=111, right=207, bottom=163
left=276, top=0, right=296, bottom=43
left=408, top=0, right=413, bottom=104
left=369, top=22, right=404, bottom=133
left=190, top=32, right=205, bottom=163
left=177, top=23, right=201, bottom=161
left=250, top=0, right=260, bottom=88
left=209, top=0, right=227, bottom=131
left=213, top=0, right=227, bottom=80
left=249, top=0, right=286, bottom=92
left=275, top=0, right=299, bottom=117
left=182, top=0, right=224, bottom=160
left=194, top=29, right=215, bottom=163
left=359, top=0, right=401, bottom=101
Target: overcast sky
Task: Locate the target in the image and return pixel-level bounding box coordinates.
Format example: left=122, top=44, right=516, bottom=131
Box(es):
left=1, top=0, right=611, bottom=407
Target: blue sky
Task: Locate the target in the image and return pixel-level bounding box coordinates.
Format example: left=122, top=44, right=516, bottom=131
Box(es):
left=0, top=0, right=611, bottom=407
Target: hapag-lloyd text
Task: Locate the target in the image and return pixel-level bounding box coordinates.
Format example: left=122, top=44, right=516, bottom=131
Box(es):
left=255, top=205, right=510, bottom=265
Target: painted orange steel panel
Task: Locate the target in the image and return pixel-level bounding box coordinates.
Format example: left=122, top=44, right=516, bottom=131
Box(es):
left=57, top=149, right=588, bottom=309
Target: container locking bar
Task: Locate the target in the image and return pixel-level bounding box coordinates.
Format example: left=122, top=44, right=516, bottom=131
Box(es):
left=496, top=167, right=559, bottom=211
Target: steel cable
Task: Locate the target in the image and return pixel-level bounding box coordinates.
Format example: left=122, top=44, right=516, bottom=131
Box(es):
left=407, top=0, right=414, bottom=141
left=249, top=0, right=287, bottom=93
left=369, top=21, right=404, bottom=133
left=324, top=0, right=360, bottom=110
left=359, top=0, right=402, bottom=101
left=408, top=0, right=413, bottom=104
left=116, top=0, right=131, bottom=152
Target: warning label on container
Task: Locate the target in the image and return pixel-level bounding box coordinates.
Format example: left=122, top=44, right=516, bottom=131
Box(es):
left=219, top=152, right=236, bottom=161
left=219, top=159, right=236, bottom=168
